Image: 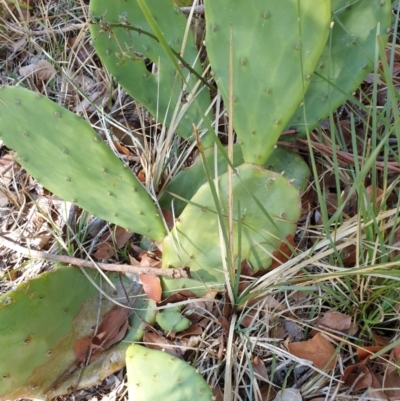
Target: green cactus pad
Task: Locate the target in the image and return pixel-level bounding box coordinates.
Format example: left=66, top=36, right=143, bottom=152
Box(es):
left=156, top=305, right=191, bottom=333
left=89, top=0, right=214, bottom=146
left=159, top=145, right=309, bottom=216
left=0, top=267, right=156, bottom=400
left=0, top=86, right=166, bottom=242
left=287, top=0, right=392, bottom=134
left=126, top=345, right=214, bottom=400
left=205, top=0, right=331, bottom=164
left=162, top=163, right=301, bottom=284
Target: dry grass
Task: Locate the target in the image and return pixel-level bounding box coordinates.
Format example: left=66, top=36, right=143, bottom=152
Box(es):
left=1, top=1, right=400, bottom=400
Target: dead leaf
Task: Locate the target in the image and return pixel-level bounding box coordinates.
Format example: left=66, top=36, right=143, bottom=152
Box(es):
left=158, top=290, right=197, bottom=306
left=114, top=141, right=134, bottom=157
left=383, top=364, right=400, bottom=399
left=212, top=386, right=224, bottom=401
left=252, top=356, right=270, bottom=382
left=162, top=209, right=175, bottom=230
left=140, top=274, right=162, bottom=302
left=317, top=311, right=353, bottom=333
left=19, top=60, right=56, bottom=81
left=240, top=309, right=258, bottom=328
left=143, top=331, right=182, bottom=359
left=260, top=384, right=277, bottom=401
left=365, top=185, right=385, bottom=211
left=90, top=306, right=130, bottom=362
left=271, top=235, right=295, bottom=268
left=286, top=333, right=337, bottom=370
left=94, top=227, right=132, bottom=259
left=357, top=345, right=386, bottom=362
left=140, top=253, right=161, bottom=267
left=342, top=360, right=372, bottom=392
left=174, top=324, right=203, bottom=338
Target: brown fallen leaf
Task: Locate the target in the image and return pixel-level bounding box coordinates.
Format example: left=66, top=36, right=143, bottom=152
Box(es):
left=286, top=333, right=337, bottom=370
left=50, top=306, right=130, bottom=391
left=259, top=384, right=277, bottom=401
left=252, top=356, right=270, bottom=382
left=357, top=345, right=386, bottom=362
left=240, top=309, right=258, bottom=328
left=342, top=359, right=372, bottom=392
left=143, top=331, right=182, bottom=359
left=89, top=306, right=130, bottom=362
left=114, top=141, right=134, bottom=156
left=271, top=234, right=296, bottom=268
left=94, top=226, right=133, bottom=259
left=317, top=311, right=354, bottom=334
left=19, top=59, right=56, bottom=81
left=174, top=324, right=203, bottom=338
left=383, top=364, right=400, bottom=399
left=140, top=274, right=162, bottom=302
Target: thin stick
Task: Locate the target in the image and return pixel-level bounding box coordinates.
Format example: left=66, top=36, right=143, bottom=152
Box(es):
left=3, top=21, right=87, bottom=36
left=0, top=234, right=189, bottom=279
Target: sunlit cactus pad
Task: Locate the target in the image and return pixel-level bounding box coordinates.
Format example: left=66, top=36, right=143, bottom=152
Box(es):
left=126, top=345, right=214, bottom=400
left=162, top=163, right=301, bottom=283
left=159, top=145, right=309, bottom=216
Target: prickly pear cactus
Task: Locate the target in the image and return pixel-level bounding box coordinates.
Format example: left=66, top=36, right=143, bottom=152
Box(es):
left=0, top=86, right=166, bottom=242
left=156, top=305, right=191, bottom=333
left=287, top=0, right=392, bottom=134
left=205, top=0, right=331, bottom=165
left=159, top=145, right=309, bottom=216
left=0, top=267, right=156, bottom=400
left=162, top=163, right=301, bottom=284
left=89, top=0, right=214, bottom=146
left=126, top=345, right=214, bottom=400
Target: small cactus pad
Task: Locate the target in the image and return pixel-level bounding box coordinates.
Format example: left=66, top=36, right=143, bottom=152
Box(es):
left=126, top=345, right=214, bottom=401
left=287, top=0, right=392, bottom=134
left=205, top=0, right=331, bottom=164
left=0, top=267, right=156, bottom=400
left=159, top=145, right=309, bottom=216
left=162, top=163, right=301, bottom=284
left=0, top=86, right=166, bottom=242
left=156, top=305, right=191, bottom=333
left=90, top=0, right=214, bottom=146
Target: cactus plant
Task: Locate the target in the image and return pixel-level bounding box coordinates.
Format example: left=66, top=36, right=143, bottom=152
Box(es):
left=0, top=266, right=156, bottom=400
left=204, top=0, right=331, bottom=165
left=126, top=344, right=214, bottom=400
left=156, top=304, right=191, bottom=333
left=162, top=164, right=301, bottom=281
left=89, top=0, right=214, bottom=146
left=159, top=145, right=310, bottom=216
left=0, top=86, right=166, bottom=242
left=287, top=0, right=392, bottom=134
left=0, top=0, right=392, bottom=398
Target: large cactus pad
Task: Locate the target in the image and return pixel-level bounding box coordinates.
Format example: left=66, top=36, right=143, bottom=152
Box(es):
left=0, top=267, right=156, bottom=400
left=205, top=0, right=331, bottom=164
left=287, top=0, right=392, bottom=133
left=159, top=145, right=310, bottom=216
left=90, top=0, right=214, bottom=145
left=0, top=86, right=166, bottom=242
left=162, top=163, right=301, bottom=284
left=126, top=345, right=214, bottom=400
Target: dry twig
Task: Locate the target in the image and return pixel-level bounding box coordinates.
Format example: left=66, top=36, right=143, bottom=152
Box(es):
left=0, top=234, right=189, bottom=279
